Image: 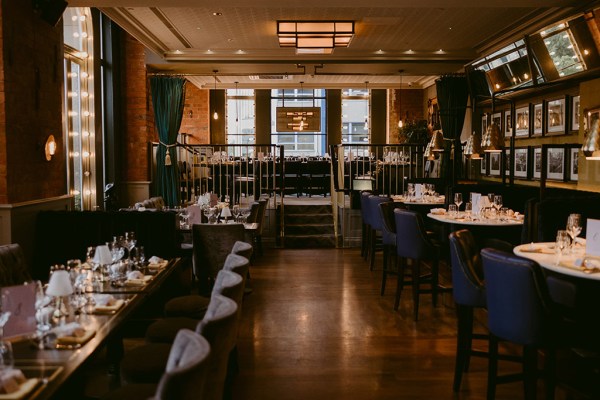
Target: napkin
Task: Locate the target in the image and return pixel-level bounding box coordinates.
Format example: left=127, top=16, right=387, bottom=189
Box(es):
left=94, top=299, right=124, bottom=314
left=92, top=294, right=116, bottom=307
left=53, top=322, right=95, bottom=346
left=124, top=275, right=152, bottom=286
left=127, top=271, right=144, bottom=280
left=148, top=257, right=168, bottom=270
left=430, top=208, right=446, bottom=215
left=0, top=377, right=38, bottom=400
left=56, top=329, right=95, bottom=346
left=148, top=256, right=164, bottom=264
left=0, top=370, right=26, bottom=395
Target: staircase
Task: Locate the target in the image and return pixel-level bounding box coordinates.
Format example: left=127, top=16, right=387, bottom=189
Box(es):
left=282, top=204, right=336, bottom=248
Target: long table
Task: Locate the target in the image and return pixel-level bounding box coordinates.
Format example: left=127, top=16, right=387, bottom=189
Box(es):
left=11, top=258, right=183, bottom=400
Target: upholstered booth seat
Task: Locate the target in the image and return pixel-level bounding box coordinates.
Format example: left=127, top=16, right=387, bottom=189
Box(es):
left=231, top=240, right=253, bottom=261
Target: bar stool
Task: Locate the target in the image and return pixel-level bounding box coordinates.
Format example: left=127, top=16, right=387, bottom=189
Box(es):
left=378, top=201, right=406, bottom=296
left=367, top=195, right=391, bottom=270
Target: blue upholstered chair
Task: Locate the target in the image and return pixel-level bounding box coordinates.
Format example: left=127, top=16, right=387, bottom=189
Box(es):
left=378, top=201, right=406, bottom=296
left=366, top=195, right=392, bottom=270
left=394, top=208, right=443, bottom=320
left=481, top=248, right=571, bottom=400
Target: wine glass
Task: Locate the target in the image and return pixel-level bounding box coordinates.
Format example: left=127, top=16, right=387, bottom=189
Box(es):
left=454, top=193, right=463, bottom=212
left=555, top=230, right=571, bottom=262
left=487, top=193, right=495, bottom=207
left=232, top=205, right=241, bottom=222
left=407, top=183, right=415, bottom=199
left=35, top=281, right=51, bottom=332
left=566, top=213, right=582, bottom=251
left=493, top=195, right=503, bottom=220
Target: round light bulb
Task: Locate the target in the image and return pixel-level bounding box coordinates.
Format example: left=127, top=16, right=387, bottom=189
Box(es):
left=213, top=111, right=219, bottom=120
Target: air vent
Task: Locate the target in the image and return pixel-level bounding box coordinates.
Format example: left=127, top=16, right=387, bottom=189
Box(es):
left=248, top=75, right=292, bottom=80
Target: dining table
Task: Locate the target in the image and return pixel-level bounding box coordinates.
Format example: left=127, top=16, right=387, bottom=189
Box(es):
left=8, top=258, right=183, bottom=400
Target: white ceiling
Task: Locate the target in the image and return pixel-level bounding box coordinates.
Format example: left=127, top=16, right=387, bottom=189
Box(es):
left=69, top=0, right=598, bottom=89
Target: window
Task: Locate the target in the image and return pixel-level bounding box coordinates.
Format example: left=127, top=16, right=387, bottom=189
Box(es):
left=342, top=88, right=369, bottom=144
left=540, top=22, right=585, bottom=77
left=226, top=89, right=255, bottom=155
left=271, top=89, right=326, bottom=156
left=63, top=8, right=97, bottom=210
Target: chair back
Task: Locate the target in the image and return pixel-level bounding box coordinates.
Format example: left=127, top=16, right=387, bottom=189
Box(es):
left=367, top=195, right=391, bottom=231
left=394, top=209, right=433, bottom=260
left=231, top=240, right=253, bottom=260
left=212, top=269, right=244, bottom=306
left=379, top=201, right=406, bottom=246
left=193, top=223, right=246, bottom=294
left=0, top=244, right=31, bottom=287
left=154, top=329, right=211, bottom=400
left=256, top=199, right=268, bottom=235
left=448, top=230, right=485, bottom=307
left=360, top=191, right=372, bottom=225
left=481, top=248, right=554, bottom=346
left=246, top=202, right=261, bottom=223
left=195, top=294, right=239, bottom=400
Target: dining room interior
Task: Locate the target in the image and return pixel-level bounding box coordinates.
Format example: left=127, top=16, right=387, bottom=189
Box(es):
left=2, top=0, right=600, bottom=399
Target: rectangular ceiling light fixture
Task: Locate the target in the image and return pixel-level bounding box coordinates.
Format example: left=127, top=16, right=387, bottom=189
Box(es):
left=277, top=21, right=354, bottom=54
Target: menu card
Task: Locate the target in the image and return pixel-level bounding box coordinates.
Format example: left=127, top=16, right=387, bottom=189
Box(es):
left=586, top=218, right=600, bottom=257
left=415, top=184, right=422, bottom=198
left=1, top=284, right=37, bottom=339
left=471, top=193, right=481, bottom=214
left=186, top=205, right=202, bottom=225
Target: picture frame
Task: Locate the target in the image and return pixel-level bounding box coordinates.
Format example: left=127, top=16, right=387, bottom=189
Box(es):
left=586, top=107, right=600, bottom=131
left=515, top=106, right=529, bottom=137
left=480, top=153, right=487, bottom=175
left=532, top=103, right=543, bottom=136
left=547, top=146, right=565, bottom=181
left=567, top=145, right=581, bottom=182
left=504, top=110, right=513, bottom=137
left=533, top=147, right=542, bottom=179
left=546, top=97, right=566, bottom=134
left=571, top=95, right=580, bottom=132
left=482, top=114, right=488, bottom=135
left=492, top=112, right=502, bottom=132
left=513, top=147, right=529, bottom=178
left=490, top=152, right=501, bottom=176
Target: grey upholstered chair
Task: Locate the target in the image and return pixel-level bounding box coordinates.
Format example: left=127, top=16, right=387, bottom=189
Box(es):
left=120, top=294, right=239, bottom=394
left=193, top=223, right=246, bottom=294
left=102, top=329, right=211, bottom=400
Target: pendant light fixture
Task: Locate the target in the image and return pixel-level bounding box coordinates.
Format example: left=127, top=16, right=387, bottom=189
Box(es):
left=234, top=81, right=239, bottom=134
left=583, top=117, right=600, bottom=159
left=364, top=81, right=369, bottom=130
left=398, top=70, right=404, bottom=129
left=212, top=70, right=219, bottom=120
left=481, top=121, right=502, bottom=152
left=464, top=131, right=482, bottom=159
left=299, top=81, right=305, bottom=131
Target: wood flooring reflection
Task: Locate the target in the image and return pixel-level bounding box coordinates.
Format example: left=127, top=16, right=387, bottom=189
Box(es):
left=231, top=248, right=579, bottom=400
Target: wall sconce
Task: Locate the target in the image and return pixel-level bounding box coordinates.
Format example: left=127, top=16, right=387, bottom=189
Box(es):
left=583, top=118, right=600, bottom=160
left=45, top=135, right=57, bottom=161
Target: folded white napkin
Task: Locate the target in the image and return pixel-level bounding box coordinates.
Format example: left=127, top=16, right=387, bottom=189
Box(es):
left=127, top=270, right=144, bottom=280
left=430, top=208, right=446, bottom=215
left=52, top=322, right=85, bottom=338
left=92, top=294, right=116, bottom=307
left=148, top=256, right=164, bottom=264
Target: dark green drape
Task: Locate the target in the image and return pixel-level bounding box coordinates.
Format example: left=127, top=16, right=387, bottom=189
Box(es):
left=150, top=77, right=186, bottom=207
left=436, top=75, right=470, bottom=183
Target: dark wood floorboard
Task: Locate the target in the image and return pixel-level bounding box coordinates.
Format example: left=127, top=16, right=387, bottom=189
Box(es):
left=231, top=248, right=582, bottom=400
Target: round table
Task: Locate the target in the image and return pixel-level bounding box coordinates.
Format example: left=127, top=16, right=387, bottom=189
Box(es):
left=514, top=242, right=600, bottom=281
left=427, top=212, right=524, bottom=246
left=392, top=196, right=445, bottom=206
left=428, top=213, right=524, bottom=227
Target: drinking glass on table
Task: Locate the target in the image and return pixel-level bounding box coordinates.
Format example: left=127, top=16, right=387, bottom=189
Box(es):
left=454, top=193, right=463, bottom=211
left=448, top=204, right=458, bottom=218
left=0, top=295, right=13, bottom=371
left=407, top=183, right=415, bottom=199
left=487, top=193, right=495, bottom=204
left=555, top=230, right=571, bottom=260
left=464, top=202, right=472, bottom=220
left=566, top=213, right=582, bottom=251
left=493, top=195, right=503, bottom=220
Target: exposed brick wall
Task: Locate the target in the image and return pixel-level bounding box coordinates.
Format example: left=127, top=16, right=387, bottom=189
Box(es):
left=121, top=33, right=153, bottom=182
left=389, top=88, right=424, bottom=144
left=0, top=1, right=65, bottom=203
left=179, top=81, right=209, bottom=144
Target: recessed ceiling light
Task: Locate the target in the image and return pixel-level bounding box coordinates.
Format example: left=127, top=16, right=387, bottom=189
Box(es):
left=405, top=49, right=414, bottom=54
left=174, top=50, right=183, bottom=54
left=375, top=49, right=384, bottom=54
left=236, top=49, right=245, bottom=54
left=449, top=27, right=452, bottom=30
left=206, top=49, right=213, bottom=53
left=212, top=12, right=222, bottom=16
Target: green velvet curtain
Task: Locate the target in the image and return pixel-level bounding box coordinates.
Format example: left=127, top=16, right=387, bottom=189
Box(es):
left=150, top=77, right=186, bottom=207
left=435, top=75, right=470, bottom=183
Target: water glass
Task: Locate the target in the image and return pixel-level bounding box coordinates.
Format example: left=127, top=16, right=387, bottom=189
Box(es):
left=464, top=202, right=472, bottom=220
left=555, top=230, right=571, bottom=258
left=448, top=204, right=458, bottom=218
left=566, top=213, right=582, bottom=251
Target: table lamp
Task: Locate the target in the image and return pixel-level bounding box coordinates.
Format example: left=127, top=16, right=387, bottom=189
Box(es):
left=46, top=270, right=74, bottom=319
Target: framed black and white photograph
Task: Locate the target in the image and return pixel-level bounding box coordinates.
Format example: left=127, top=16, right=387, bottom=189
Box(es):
left=482, top=114, right=488, bottom=135
left=547, top=146, right=565, bottom=181
left=568, top=145, right=580, bottom=181
left=515, top=106, right=529, bottom=137
left=504, top=148, right=511, bottom=175
left=513, top=147, right=529, bottom=178
left=533, top=147, right=542, bottom=179
left=505, top=110, right=513, bottom=137
left=546, top=98, right=566, bottom=134
left=533, top=103, right=543, bottom=136
left=490, top=152, right=501, bottom=176
left=480, top=154, right=487, bottom=175
left=571, top=95, right=580, bottom=131
left=492, top=112, right=502, bottom=132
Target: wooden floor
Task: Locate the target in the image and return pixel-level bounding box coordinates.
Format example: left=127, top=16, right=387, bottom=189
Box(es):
left=231, top=248, right=586, bottom=400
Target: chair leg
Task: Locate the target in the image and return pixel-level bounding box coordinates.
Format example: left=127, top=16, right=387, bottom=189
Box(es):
left=543, top=349, right=556, bottom=400
left=369, top=229, right=377, bottom=270
left=381, top=245, right=388, bottom=296
left=523, top=346, right=538, bottom=400
left=412, top=259, right=420, bottom=321
left=487, top=335, right=499, bottom=400
left=453, top=304, right=474, bottom=392
left=431, top=257, right=440, bottom=307
left=393, top=257, right=406, bottom=311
